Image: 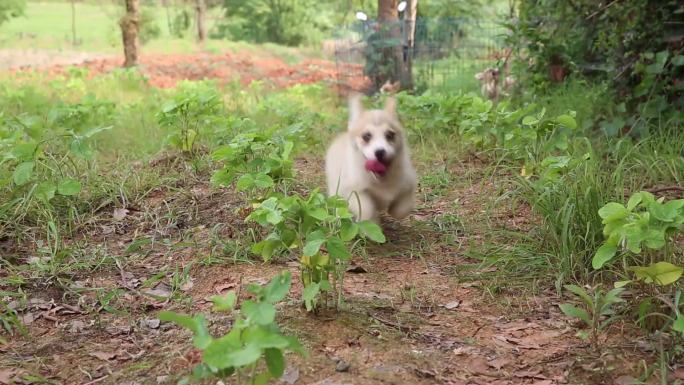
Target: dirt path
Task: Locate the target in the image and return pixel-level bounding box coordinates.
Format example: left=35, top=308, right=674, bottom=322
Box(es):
left=0, top=154, right=652, bottom=385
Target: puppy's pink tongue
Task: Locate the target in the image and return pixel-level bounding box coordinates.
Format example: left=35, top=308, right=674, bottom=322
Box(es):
left=365, top=159, right=387, bottom=174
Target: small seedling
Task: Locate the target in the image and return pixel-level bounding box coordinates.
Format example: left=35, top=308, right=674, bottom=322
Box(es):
left=559, top=284, right=625, bottom=350
left=159, top=271, right=304, bottom=385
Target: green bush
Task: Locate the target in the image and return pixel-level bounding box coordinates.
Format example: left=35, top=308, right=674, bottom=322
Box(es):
left=214, top=0, right=333, bottom=46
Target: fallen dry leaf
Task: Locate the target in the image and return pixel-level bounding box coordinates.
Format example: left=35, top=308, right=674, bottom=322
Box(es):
left=89, top=351, right=117, bottom=361
left=469, top=357, right=498, bottom=377
left=444, top=300, right=461, bottom=310
left=113, top=208, right=129, bottom=221
left=142, top=283, right=172, bottom=299
left=214, top=281, right=236, bottom=293
left=0, top=368, right=18, bottom=385
left=514, top=369, right=546, bottom=379
left=488, top=357, right=512, bottom=370
left=614, top=375, right=637, bottom=385
left=281, top=365, right=299, bottom=385
left=180, top=278, right=194, bottom=292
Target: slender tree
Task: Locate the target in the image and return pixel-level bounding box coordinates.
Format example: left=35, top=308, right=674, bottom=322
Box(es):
left=377, top=0, right=413, bottom=90
left=119, top=0, right=140, bottom=67
left=195, top=0, right=206, bottom=42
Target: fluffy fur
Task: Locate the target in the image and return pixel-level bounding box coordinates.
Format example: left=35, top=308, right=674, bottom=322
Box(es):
left=325, top=94, right=417, bottom=223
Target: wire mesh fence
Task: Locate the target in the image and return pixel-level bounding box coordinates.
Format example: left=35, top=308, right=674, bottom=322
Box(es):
left=328, top=18, right=510, bottom=95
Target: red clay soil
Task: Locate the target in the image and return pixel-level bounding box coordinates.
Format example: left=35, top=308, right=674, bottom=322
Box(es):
left=7, top=51, right=371, bottom=91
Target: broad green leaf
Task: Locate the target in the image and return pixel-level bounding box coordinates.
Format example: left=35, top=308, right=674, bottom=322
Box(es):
left=264, top=348, right=285, bottom=377
left=592, top=244, right=617, bottom=269
left=302, top=283, right=320, bottom=312
left=555, top=114, right=577, bottom=129
left=622, top=223, right=645, bottom=253
left=251, top=239, right=281, bottom=262
left=672, top=55, right=684, bottom=66
left=236, top=174, right=254, bottom=191
left=626, top=193, right=643, bottom=211
left=253, top=173, right=274, bottom=189
left=35, top=181, right=56, bottom=203
left=358, top=220, right=386, bottom=243
left=340, top=222, right=359, bottom=241
left=306, top=207, right=328, bottom=221
left=650, top=199, right=684, bottom=222
left=673, top=315, right=684, bottom=334
left=243, top=328, right=290, bottom=349
left=157, top=312, right=211, bottom=349
left=241, top=301, right=276, bottom=325
left=598, top=202, right=629, bottom=222
left=303, top=238, right=325, bottom=257
left=204, top=338, right=261, bottom=369
left=559, top=304, right=591, bottom=325
left=252, top=372, right=272, bottom=385
left=211, top=146, right=235, bottom=161
left=265, top=209, right=283, bottom=225
left=262, top=270, right=291, bottom=304
left=13, top=162, right=34, bottom=186
left=12, top=142, right=37, bottom=161
left=211, top=291, right=237, bottom=312
left=210, top=169, right=233, bottom=186
left=630, top=262, right=684, bottom=286
left=326, top=236, right=351, bottom=261
left=642, top=228, right=666, bottom=250
left=57, top=179, right=81, bottom=196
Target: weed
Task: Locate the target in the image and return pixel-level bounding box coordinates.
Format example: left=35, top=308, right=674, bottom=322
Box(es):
left=560, top=284, right=625, bottom=350
left=157, top=81, right=223, bottom=156
left=159, top=271, right=304, bottom=385
left=247, top=191, right=385, bottom=311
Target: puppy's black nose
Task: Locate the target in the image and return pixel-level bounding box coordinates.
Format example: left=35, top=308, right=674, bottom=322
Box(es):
left=374, top=149, right=386, bottom=161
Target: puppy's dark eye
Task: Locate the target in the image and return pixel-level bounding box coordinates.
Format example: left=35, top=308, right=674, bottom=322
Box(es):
left=385, top=130, right=396, bottom=142
left=362, top=132, right=372, bottom=142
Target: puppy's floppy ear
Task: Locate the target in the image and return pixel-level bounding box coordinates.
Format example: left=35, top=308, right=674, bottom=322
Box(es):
left=348, top=92, right=363, bottom=130
left=384, top=96, right=397, bottom=117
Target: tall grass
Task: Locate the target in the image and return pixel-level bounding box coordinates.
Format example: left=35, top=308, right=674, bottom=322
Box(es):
left=510, top=127, right=684, bottom=284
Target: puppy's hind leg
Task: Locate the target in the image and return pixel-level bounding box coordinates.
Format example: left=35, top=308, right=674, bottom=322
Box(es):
left=388, top=189, right=415, bottom=220
left=348, top=191, right=378, bottom=223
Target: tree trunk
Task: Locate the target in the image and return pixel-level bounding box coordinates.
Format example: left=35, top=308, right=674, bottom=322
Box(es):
left=119, top=0, right=140, bottom=67
left=402, top=0, right=417, bottom=89
left=71, top=0, right=77, bottom=46
left=375, top=0, right=413, bottom=91
left=195, top=0, right=206, bottom=43
left=378, top=0, right=397, bottom=22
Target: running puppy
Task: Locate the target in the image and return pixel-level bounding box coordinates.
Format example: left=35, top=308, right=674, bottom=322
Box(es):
left=325, top=94, right=417, bottom=223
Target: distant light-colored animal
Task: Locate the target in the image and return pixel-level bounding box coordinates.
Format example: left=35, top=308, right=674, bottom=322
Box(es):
left=380, top=80, right=401, bottom=94
left=325, top=94, right=416, bottom=224
left=475, top=67, right=501, bottom=101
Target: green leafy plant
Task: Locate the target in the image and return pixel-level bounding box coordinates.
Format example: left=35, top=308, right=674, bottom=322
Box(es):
left=211, top=124, right=303, bottom=196
left=247, top=191, right=385, bottom=311
left=593, top=191, right=684, bottom=272
left=0, top=99, right=113, bottom=241
left=559, top=284, right=625, bottom=349
left=159, top=271, right=304, bottom=384
left=158, top=81, right=223, bottom=155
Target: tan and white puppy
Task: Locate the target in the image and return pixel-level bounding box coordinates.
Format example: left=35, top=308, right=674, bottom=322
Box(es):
left=325, top=94, right=417, bottom=223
